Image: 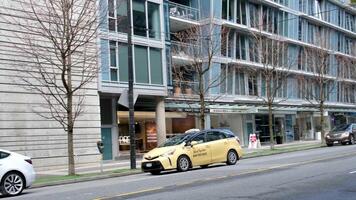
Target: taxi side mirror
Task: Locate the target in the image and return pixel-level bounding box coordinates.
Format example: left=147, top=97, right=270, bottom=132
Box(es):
left=97, top=141, right=104, bottom=154
left=190, top=141, right=198, bottom=147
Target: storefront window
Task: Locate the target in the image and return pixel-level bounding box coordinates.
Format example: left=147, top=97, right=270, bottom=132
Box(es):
left=148, top=2, right=161, bottom=40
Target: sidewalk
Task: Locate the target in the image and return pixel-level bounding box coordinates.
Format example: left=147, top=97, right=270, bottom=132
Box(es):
left=35, top=140, right=321, bottom=177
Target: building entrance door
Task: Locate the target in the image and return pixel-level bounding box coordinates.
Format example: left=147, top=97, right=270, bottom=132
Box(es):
left=244, top=122, right=254, bottom=146
left=275, top=117, right=285, bottom=144
left=101, top=128, right=113, bottom=160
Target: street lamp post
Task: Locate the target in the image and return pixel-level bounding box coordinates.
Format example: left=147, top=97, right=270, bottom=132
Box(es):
left=127, top=0, right=136, bottom=169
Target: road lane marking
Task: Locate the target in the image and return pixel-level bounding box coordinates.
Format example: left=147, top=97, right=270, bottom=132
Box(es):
left=350, top=171, right=356, bottom=174
left=94, top=151, right=356, bottom=200
left=96, top=187, right=163, bottom=200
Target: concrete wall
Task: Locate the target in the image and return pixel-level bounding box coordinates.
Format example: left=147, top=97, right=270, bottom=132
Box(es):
left=0, top=1, right=101, bottom=169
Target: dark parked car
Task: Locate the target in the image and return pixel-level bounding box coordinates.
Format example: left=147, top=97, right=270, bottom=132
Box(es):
left=325, top=124, right=356, bottom=146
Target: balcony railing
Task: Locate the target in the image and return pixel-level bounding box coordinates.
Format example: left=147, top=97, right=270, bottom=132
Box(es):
left=171, top=41, right=199, bottom=57
left=169, top=2, right=200, bottom=21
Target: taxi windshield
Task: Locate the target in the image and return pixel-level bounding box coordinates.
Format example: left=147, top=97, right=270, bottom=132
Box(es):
left=160, top=133, right=191, bottom=147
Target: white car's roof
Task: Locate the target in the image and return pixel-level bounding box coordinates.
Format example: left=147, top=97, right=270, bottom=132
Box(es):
left=0, top=149, right=11, bottom=154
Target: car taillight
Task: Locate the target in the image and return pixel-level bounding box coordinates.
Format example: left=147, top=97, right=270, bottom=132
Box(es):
left=236, top=137, right=240, bottom=144
left=25, top=159, right=32, bottom=165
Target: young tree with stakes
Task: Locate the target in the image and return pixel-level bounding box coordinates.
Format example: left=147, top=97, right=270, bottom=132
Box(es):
left=299, top=36, right=338, bottom=145
left=171, top=24, right=228, bottom=129
left=244, top=29, right=294, bottom=149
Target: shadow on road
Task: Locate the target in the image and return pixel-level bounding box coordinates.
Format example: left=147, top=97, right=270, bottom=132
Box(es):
left=147, top=164, right=228, bottom=176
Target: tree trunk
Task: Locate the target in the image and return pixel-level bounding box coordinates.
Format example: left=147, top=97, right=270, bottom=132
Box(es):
left=200, top=99, right=205, bottom=130
left=319, top=101, right=326, bottom=146
left=67, top=53, right=75, bottom=175
left=199, top=73, right=205, bottom=129
left=268, top=102, right=274, bottom=150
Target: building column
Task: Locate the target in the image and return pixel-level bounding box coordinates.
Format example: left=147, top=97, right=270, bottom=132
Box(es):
left=156, top=97, right=166, bottom=146
left=111, top=98, right=119, bottom=159
left=204, top=113, right=211, bottom=129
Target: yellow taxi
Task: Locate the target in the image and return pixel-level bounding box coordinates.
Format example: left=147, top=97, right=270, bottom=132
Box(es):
left=141, top=129, right=243, bottom=175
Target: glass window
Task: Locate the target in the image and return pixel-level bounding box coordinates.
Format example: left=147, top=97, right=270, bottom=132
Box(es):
left=134, top=46, right=149, bottom=83
left=222, top=0, right=227, bottom=20
left=0, top=151, right=10, bottom=159
left=109, top=41, right=118, bottom=81
left=117, top=0, right=128, bottom=33
left=206, top=131, right=226, bottom=142
left=220, top=64, right=227, bottom=93
left=148, top=2, right=161, bottom=39
left=119, top=43, right=128, bottom=82
left=133, top=0, right=146, bottom=37
left=235, top=71, right=245, bottom=95
left=227, top=66, right=233, bottom=94
left=229, top=0, right=235, bottom=22
left=108, top=0, right=116, bottom=31
left=191, top=133, right=205, bottom=144
left=228, top=31, right=234, bottom=58
left=241, top=0, right=246, bottom=25
left=150, top=48, right=163, bottom=85
left=248, top=74, right=257, bottom=96
left=110, top=41, right=117, bottom=67
left=249, top=3, right=259, bottom=28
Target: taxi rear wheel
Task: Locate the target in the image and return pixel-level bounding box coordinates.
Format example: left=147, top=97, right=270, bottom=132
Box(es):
left=177, top=155, right=190, bottom=172
left=226, top=150, right=238, bottom=165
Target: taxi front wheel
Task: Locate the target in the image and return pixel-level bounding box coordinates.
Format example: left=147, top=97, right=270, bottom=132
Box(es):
left=226, top=150, right=238, bottom=165
left=177, top=155, right=190, bottom=172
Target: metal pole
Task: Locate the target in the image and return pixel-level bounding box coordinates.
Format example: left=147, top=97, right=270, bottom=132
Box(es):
left=127, top=0, right=136, bottom=169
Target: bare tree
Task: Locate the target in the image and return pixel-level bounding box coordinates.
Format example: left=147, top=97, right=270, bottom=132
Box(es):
left=171, top=24, right=228, bottom=129
left=243, top=30, right=294, bottom=149
left=6, top=0, right=101, bottom=175
left=299, top=37, right=337, bottom=145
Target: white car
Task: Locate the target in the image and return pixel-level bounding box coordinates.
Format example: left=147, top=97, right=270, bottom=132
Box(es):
left=0, top=149, right=36, bottom=196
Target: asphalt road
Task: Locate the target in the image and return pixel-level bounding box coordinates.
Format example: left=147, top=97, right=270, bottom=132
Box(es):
left=4, top=145, right=356, bottom=200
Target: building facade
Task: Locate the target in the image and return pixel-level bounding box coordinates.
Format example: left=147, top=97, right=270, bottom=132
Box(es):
left=165, top=0, right=356, bottom=146
left=0, top=0, right=102, bottom=168
left=98, top=0, right=168, bottom=160
left=0, top=0, right=355, bottom=168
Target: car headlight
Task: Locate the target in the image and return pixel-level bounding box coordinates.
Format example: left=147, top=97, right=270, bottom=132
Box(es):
left=341, top=132, right=349, bottom=137
left=160, top=149, right=175, bottom=157
left=325, top=134, right=330, bottom=139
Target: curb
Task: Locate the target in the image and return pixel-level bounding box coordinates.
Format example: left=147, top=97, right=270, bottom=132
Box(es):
left=31, top=144, right=322, bottom=189
left=31, top=171, right=143, bottom=189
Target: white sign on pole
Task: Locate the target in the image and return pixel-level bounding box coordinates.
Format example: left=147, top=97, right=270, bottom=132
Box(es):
left=118, top=89, right=138, bottom=108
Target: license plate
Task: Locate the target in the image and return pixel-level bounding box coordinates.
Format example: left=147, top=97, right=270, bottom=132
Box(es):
left=146, top=163, right=152, bottom=167
left=334, top=141, right=339, bottom=144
